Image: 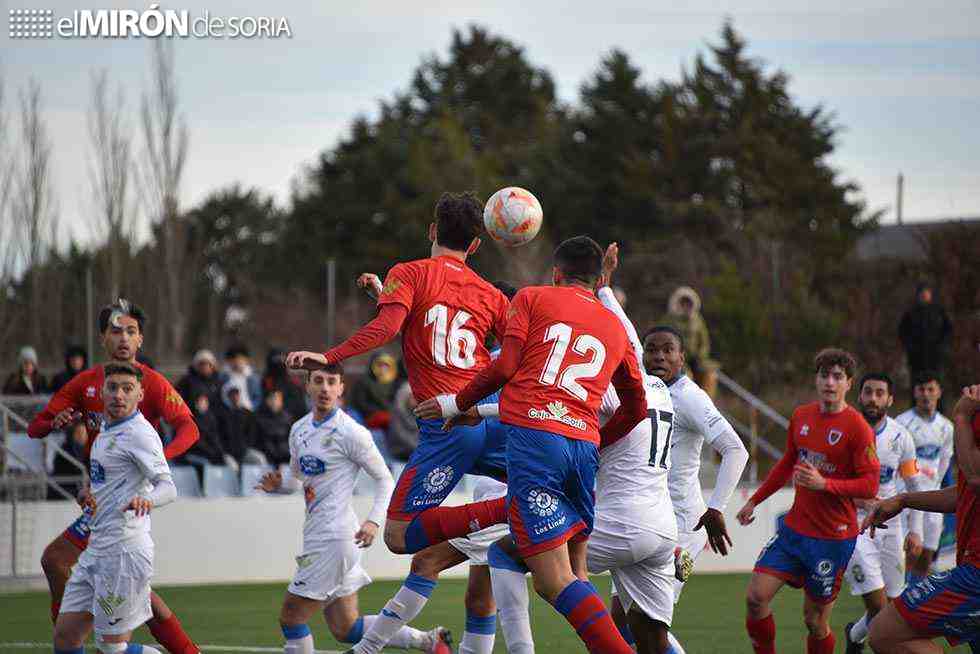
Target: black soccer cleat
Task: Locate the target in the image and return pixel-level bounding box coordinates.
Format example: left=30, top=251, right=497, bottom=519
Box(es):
left=844, top=621, right=864, bottom=653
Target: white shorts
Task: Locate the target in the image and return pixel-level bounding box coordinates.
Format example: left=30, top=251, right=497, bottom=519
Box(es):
left=289, top=540, right=371, bottom=603
left=588, top=524, right=676, bottom=626
left=60, top=547, right=153, bottom=636
left=450, top=523, right=510, bottom=566
left=922, top=511, right=944, bottom=551
left=845, top=528, right=906, bottom=598
left=672, top=528, right=709, bottom=601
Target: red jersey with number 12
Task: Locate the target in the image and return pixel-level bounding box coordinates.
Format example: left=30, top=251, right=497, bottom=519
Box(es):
left=956, top=411, right=980, bottom=565
left=377, top=255, right=509, bottom=402
left=499, top=285, right=643, bottom=445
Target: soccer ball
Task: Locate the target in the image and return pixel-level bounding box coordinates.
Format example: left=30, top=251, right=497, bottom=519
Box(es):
left=483, top=187, right=543, bottom=247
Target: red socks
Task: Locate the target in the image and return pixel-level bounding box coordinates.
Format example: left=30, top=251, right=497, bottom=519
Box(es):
left=555, top=580, right=634, bottom=654
left=148, top=613, right=200, bottom=654
left=406, top=497, right=508, bottom=552
left=746, top=614, right=776, bottom=654
left=807, top=632, right=835, bottom=654
left=50, top=600, right=60, bottom=624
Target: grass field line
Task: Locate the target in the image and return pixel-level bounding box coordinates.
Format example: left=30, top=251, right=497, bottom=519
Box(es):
left=0, top=644, right=341, bottom=653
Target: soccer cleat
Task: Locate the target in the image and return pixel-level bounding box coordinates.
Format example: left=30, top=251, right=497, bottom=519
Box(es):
left=843, top=621, right=864, bottom=653
left=423, top=626, right=453, bottom=654
left=674, top=547, right=694, bottom=582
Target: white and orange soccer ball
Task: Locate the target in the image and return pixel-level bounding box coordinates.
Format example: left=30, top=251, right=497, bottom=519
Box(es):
left=483, top=187, right=543, bottom=247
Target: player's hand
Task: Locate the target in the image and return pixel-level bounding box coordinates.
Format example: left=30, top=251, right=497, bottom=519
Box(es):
left=78, top=485, right=97, bottom=516
left=285, top=351, right=328, bottom=371
left=736, top=500, right=756, bottom=526
left=125, top=496, right=153, bottom=517
left=695, top=508, right=733, bottom=556
left=357, top=273, right=383, bottom=300
left=443, top=407, right=483, bottom=431
left=598, top=242, right=619, bottom=288
left=415, top=395, right=459, bottom=421
left=860, top=495, right=904, bottom=538
left=953, top=384, right=980, bottom=419
left=793, top=462, right=826, bottom=491
left=904, top=532, right=924, bottom=558
left=355, top=521, right=379, bottom=548
left=52, top=408, right=83, bottom=430
left=256, top=470, right=283, bottom=493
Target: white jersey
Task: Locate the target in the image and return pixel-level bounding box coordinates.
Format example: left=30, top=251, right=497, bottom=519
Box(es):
left=666, top=374, right=738, bottom=531
left=288, top=408, right=394, bottom=550
left=895, top=409, right=953, bottom=489
left=87, top=410, right=171, bottom=554
left=862, top=416, right=918, bottom=527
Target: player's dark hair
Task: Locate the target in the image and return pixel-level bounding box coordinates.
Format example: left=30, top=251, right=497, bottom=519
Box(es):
left=813, top=348, right=858, bottom=379
left=434, top=192, right=483, bottom=251
left=641, top=325, right=685, bottom=351
left=553, top=236, right=603, bottom=286
left=103, top=361, right=143, bottom=382
left=912, top=369, right=941, bottom=388
left=493, top=280, right=518, bottom=301
left=859, top=372, right=894, bottom=395
left=310, top=363, right=345, bottom=381
left=98, top=298, right=147, bottom=334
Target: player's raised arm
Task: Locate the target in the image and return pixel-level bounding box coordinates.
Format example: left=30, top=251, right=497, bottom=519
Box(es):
left=27, top=373, right=85, bottom=438
left=598, top=348, right=648, bottom=448
left=595, top=243, right=645, bottom=369
left=953, top=384, right=980, bottom=486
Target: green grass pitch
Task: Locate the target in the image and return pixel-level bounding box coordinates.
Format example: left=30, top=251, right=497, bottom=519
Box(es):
left=0, top=574, right=965, bottom=652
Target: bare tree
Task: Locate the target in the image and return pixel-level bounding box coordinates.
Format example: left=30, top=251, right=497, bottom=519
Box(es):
left=139, top=39, right=189, bottom=357
left=88, top=69, right=133, bottom=299
left=0, top=72, right=20, bottom=350
left=12, top=78, right=56, bottom=349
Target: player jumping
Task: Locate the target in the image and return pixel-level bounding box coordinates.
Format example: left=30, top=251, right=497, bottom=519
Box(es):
left=737, top=348, right=879, bottom=654
left=29, top=299, right=200, bottom=654
left=843, top=373, right=923, bottom=652
left=256, top=365, right=450, bottom=654
left=54, top=362, right=177, bottom=654
left=861, top=383, right=980, bottom=653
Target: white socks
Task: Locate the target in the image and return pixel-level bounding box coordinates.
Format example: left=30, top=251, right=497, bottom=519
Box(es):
left=667, top=631, right=687, bottom=653
left=849, top=613, right=870, bottom=644
left=488, top=544, right=534, bottom=654
left=354, top=574, right=436, bottom=654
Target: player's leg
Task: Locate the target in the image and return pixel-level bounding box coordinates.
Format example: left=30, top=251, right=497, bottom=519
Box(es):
left=92, top=550, right=161, bottom=654
left=909, top=513, right=942, bottom=583
left=97, top=629, right=164, bottom=654
left=802, top=596, right=837, bottom=653
left=844, top=534, right=888, bottom=651
left=41, top=524, right=86, bottom=622
left=866, top=603, right=942, bottom=654
left=607, top=537, right=677, bottom=654
left=53, top=611, right=93, bottom=652
left=744, top=572, right=785, bottom=654
left=488, top=538, right=534, bottom=654
left=349, top=542, right=459, bottom=654
left=279, top=591, right=324, bottom=654
left=459, top=565, right=497, bottom=654
left=145, top=591, right=199, bottom=654
left=799, top=532, right=855, bottom=653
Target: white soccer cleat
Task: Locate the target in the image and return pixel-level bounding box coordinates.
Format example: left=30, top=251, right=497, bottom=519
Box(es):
left=674, top=546, right=694, bottom=582
left=422, top=626, right=453, bottom=654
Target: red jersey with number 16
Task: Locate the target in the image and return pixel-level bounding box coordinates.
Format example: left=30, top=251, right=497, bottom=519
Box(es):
left=499, top=285, right=644, bottom=445
left=956, top=411, right=980, bottom=565
left=377, top=255, right=509, bottom=403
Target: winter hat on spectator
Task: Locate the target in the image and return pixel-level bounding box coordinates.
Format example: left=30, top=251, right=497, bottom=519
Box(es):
left=193, top=349, right=217, bottom=367
left=19, top=346, right=38, bottom=365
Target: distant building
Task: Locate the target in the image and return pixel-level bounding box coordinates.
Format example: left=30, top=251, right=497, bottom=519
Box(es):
left=855, top=216, right=980, bottom=262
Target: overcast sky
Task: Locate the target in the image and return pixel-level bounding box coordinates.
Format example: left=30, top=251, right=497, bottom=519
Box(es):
left=4, top=0, right=979, bottom=246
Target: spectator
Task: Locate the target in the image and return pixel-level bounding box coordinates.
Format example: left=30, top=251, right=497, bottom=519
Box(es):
left=661, top=286, right=718, bottom=397
left=350, top=352, right=399, bottom=431
left=3, top=346, right=47, bottom=395
left=251, top=389, right=293, bottom=465
left=48, top=421, right=88, bottom=500
left=176, top=349, right=222, bottom=405
left=262, top=347, right=308, bottom=419
left=899, top=283, right=953, bottom=384
left=221, top=344, right=262, bottom=410
left=49, top=345, right=88, bottom=393
left=217, top=380, right=266, bottom=469
left=178, top=392, right=231, bottom=484
left=386, top=380, right=420, bottom=463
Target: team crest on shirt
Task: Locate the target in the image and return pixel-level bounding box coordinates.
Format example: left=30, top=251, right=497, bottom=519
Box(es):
left=827, top=429, right=843, bottom=445
left=382, top=278, right=402, bottom=296
left=527, top=489, right=559, bottom=517
left=423, top=466, right=454, bottom=494
left=86, top=385, right=97, bottom=398
left=800, top=424, right=809, bottom=436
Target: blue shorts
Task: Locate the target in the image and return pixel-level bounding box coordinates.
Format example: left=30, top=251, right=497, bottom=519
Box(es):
left=505, top=424, right=598, bottom=558
left=895, top=563, right=980, bottom=648
left=387, top=396, right=507, bottom=521
left=754, top=522, right=856, bottom=604
left=62, top=511, right=92, bottom=550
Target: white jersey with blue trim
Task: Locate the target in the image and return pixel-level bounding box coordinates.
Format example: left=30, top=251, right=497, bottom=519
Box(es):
left=895, top=408, right=953, bottom=490
left=864, top=416, right=918, bottom=527
left=87, top=410, right=171, bottom=554
left=288, top=408, right=394, bottom=549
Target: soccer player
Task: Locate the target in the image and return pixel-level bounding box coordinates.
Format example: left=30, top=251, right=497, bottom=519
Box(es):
left=861, top=383, right=980, bottom=653
left=843, top=373, right=923, bottom=652
left=286, top=192, right=511, bottom=556
left=53, top=362, right=177, bottom=654
left=28, top=299, right=200, bottom=654
left=736, top=348, right=879, bottom=654
left=895, top=371, right=954, bottom=583
left=417, top=236, right=649, bottom=654
left=256, top=365, right=450, bottom=654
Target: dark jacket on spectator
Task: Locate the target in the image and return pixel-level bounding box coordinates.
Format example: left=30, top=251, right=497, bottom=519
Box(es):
left=50, top=345, right=88, bottom=393
left=261, top=348, right=308, bottom=419
left=351, top=352, right=398, bottom=430
left=176, top=364, right=223, bottom=406
left=217, top=383, right=256, bottom=462
left=899, top=298, right=953, bottom=374
left=182, top=403, right=226, bottom=465
left=2, top=370, right=47, bottom=395
left=252, top=404, right=293, bottom=465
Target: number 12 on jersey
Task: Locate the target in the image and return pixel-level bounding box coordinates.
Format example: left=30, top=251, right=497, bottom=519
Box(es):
left=648, top=409, right=673, bottom=469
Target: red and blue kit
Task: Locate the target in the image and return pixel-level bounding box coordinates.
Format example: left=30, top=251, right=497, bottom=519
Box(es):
left=751, top=402, right=879, bottom=603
